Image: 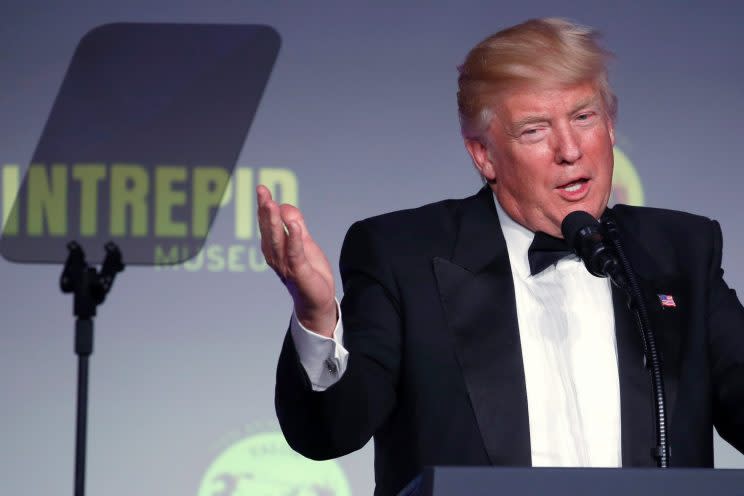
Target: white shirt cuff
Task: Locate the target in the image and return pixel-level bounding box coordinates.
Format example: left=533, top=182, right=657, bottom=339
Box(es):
left=289, top=298, right=349, bottom=391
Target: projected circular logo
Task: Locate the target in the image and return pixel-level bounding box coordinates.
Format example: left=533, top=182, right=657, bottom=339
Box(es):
left=198, top=431, right=352, bottom=496
left=611, top=147, right=644, bottom=206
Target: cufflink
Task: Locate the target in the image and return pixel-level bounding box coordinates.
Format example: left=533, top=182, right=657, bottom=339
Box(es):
left=324, top=358, right=338, bottom=376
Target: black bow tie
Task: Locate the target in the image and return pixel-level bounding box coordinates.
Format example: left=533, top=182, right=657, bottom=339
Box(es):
left=527, top=232, right=574, bottom=275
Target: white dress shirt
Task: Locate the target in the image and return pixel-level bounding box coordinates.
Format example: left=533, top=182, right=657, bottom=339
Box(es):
left=290, top=194, right=622, bottom=467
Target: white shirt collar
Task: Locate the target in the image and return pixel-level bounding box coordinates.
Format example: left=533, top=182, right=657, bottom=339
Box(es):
left=492, top=191, right=534, bottom=279
left=491, top=191, right=579, bottom=279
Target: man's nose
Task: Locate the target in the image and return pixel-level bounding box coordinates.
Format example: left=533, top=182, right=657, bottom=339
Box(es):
left=553, top=125, right=582, bottom=164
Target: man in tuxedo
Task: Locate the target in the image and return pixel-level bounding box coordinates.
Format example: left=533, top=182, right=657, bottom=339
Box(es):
left=258, top=18, right=744, bottom=496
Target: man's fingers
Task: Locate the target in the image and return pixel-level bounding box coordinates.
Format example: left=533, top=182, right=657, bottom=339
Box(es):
left=266, top=202, right=287, bottom=265
left=256, top=184, right=273, bottom=205
left=285, top=221, right=307, bottom=270
left=280, top=203, right=313, bottom=243
left=256, top=186, right=273, bottom=242
left=257, top=204, right=272, bottom=252
left=256, top=188, right=286, bottom=271
left=257, top=187, right=317, bottom=286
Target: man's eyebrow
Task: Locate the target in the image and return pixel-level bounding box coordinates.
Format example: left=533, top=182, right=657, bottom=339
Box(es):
left=510, top=97, right=602, bottom=131
left=569, top=96, right=600, bottom=115
left=512, top=115, right=549, bottom=130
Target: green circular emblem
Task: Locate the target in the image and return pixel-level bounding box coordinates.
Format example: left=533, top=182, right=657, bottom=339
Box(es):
left=198, top=431, right=352, bottom=496
left=611, top=147, right=645, bottom=206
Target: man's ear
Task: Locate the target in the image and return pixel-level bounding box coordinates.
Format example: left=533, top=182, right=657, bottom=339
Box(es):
left=608, top=119, right=616, bottom=146
left=464, top=138, right=496, bottom=182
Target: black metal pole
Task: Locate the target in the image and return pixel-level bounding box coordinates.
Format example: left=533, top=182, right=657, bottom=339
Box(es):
left=74, top=318, right=94, bottom=496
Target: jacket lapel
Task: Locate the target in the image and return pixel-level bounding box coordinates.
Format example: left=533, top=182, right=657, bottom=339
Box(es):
left=612, top=284, right=656, bottom=466
left=433, top=187, right=531, bottom=466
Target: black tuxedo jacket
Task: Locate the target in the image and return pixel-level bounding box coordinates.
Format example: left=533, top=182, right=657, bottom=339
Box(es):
left=276, top=187, right=744, bottom=495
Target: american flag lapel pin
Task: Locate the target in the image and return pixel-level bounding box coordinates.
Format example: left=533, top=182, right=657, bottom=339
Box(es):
left=658, top=294, right=677, bottom=308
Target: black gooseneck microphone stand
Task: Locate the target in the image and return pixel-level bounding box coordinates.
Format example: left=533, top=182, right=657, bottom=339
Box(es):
left=60, top=241, right=125, bottom=496
left=601, top=215, right=671, bottom=468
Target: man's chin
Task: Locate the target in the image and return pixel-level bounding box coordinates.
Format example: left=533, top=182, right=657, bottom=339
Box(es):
left=562, top=199, right=606, bottom=221
left=549, top=205, right=603, bottom=238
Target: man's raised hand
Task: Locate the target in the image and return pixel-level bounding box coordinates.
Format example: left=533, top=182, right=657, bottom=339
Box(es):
left=256, top=185, right=337, bottom=337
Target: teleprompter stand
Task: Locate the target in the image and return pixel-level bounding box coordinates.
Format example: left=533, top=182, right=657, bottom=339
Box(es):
left=0, top=22, right=280, bottom=496
left=60, top=241, right=124, bottom=496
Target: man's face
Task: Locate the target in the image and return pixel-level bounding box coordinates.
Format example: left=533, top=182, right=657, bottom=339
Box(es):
left=466, top=81, right=615, bottom=238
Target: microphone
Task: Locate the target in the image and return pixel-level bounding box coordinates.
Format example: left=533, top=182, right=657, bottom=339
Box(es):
left=561, top=211, right=625, bottom=287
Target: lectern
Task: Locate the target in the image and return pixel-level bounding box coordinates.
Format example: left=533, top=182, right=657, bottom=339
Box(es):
left=418, top=467, right=744, bottom=495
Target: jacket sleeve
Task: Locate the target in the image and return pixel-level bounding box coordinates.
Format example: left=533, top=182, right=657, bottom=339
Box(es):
left=275, top=219, right=402, bottom=460
left=706, top=220, right=744, bottom=453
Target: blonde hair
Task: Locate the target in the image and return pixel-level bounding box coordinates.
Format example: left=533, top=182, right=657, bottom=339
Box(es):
left=457, top=18, right=617, bottom=140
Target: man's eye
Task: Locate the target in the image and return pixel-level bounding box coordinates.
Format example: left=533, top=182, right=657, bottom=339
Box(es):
left=521, top=128, right=540, bottom=136
left=518, top=127, right=546, bottom=142
left=576, top=113, right=594, bottom=121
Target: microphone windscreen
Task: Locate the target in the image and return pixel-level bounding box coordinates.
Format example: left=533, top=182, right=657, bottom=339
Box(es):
left=561, top=211, right=599, bottom=249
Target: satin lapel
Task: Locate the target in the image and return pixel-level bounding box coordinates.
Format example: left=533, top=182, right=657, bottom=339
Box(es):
left=432, top=187, right=531, bottom=466
left=612, top=285, right=655, bottom=467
